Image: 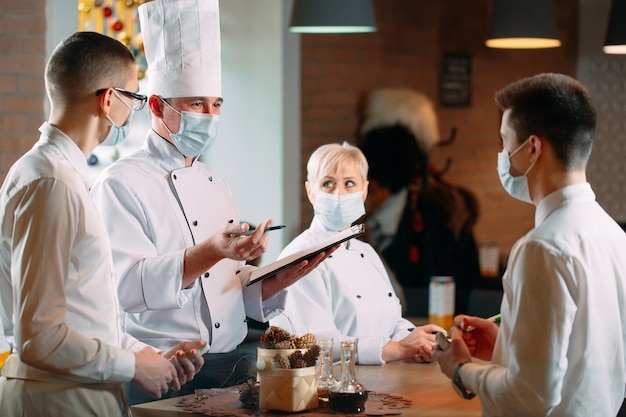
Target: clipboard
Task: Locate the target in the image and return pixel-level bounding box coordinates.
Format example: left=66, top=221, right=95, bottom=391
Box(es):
left=246, top=223, right=365, bottom=286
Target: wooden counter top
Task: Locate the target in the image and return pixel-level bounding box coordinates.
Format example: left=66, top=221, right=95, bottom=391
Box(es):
left=131, top=361, right=482, bottom=416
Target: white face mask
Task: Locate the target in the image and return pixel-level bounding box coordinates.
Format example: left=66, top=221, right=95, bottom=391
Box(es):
left=497, top=137, right=536, bottom=204
left=314, top=191, right=365, bottom=231
left=161, top=99, right=219, bottom=157
left=101, top=92, right=134, bottom=146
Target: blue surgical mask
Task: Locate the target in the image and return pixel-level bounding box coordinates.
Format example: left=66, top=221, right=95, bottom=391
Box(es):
left=314, top=191, right=365, bottom=231
left=161, top=99, right=219, bottom=157
left=497, top=138, right=536, bottom=204
left=101, top=94, right=134, bottom=146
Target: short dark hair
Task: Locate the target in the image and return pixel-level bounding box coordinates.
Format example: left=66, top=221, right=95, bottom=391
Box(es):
left=495, top=73, right=596, bottom=170
left=45, top=31, right=135, bottom=104
left=359, top=124, right=426, bottom=194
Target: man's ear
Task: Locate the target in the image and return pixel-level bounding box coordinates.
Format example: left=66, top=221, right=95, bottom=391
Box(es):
left=97, top=88, right=114, bottom=116
left=529, top=135, right=543, bottom=162
left=148, top=95, right=164, bottom=118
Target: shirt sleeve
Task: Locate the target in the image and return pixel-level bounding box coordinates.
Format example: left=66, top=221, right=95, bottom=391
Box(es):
left=11, top=179, right=135, bottom=382
left=91, top=174, right=188, bottom=312
left=390, top=317, right=418, bottom=341
left=462, top=240, right=577, bottom=416
left=240, top=265, right=287, bottom=322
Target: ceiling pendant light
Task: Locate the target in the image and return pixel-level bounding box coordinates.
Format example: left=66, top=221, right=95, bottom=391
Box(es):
left=604, top=0, right=626, bottom=54
left=486, top=0, right=561, bottom=49
left=289, top=0, right=377, bottom=34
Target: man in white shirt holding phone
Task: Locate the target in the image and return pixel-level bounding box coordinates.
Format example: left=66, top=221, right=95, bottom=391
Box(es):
left=435, top=73, right=626, bottom=417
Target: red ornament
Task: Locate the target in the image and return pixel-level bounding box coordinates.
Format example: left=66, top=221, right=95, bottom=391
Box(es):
left=412, top=212, right=424, bottom=232
left=103, top=6, right=113, bottom=17
left=110, top=19, right=124, bottom=32
left=408, top=245, right=420, bottom=263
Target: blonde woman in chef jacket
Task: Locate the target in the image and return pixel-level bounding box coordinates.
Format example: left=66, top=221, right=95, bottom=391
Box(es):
left=270, top=142, right=444, bottom=364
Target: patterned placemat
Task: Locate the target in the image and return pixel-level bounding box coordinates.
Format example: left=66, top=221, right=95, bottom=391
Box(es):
left=176, top=385, right=412, bottom=416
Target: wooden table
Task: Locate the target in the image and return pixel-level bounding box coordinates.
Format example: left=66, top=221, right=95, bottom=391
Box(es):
left=131, top=361, right=482, bottom=416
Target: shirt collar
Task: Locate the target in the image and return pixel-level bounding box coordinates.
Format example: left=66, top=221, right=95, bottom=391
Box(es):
left=38, top=122, right=88, bottom=180
left=142, top=128, right=190, bottom=171
left=366, top=188, right=407, bottom=236
left=535, top=182, right=595, bottom=226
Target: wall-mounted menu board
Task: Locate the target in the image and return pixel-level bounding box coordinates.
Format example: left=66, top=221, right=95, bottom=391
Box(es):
left=440, top=53, right=471, bottom=107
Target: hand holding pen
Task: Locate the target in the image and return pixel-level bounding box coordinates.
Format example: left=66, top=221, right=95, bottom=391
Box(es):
left=454, top=313, right=500, bottom=361
left=230, top=224, right=286, bottom=237
left=217, top=220, right=278, bottom=262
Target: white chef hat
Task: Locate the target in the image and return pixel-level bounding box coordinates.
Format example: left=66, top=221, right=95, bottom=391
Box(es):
left=139, top=0, right=222, bottom=98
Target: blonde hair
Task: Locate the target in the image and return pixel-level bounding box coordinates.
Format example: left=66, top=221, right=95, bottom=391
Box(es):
left=306, top=142, right=368, bottom=186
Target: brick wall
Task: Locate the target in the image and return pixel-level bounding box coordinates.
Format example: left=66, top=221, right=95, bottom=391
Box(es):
left=299, top=0, right=578, bottom=255
left=0, top=0, right=47, bottom=184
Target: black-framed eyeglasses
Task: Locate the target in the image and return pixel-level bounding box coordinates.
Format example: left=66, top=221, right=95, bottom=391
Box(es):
left=96, top=87, right=147, bottom=111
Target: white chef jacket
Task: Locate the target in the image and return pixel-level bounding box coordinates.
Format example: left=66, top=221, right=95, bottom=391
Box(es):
left=90, top=129, right=285, bottom=352
left=460, top=183, right=626, bottom=417
left=269, top=216, right=414, bottom=364
left=0, top=123, right=143, bottom=384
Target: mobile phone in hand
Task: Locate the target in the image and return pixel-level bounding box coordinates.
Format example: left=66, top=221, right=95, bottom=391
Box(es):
left=436, top=332, right=451, bottom=351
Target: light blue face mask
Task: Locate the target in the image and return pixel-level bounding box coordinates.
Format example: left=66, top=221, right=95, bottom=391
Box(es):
left=497, top=138, right=536, bottom=204
left=161, top=99, right=219, bottom=157
left=314, top=191, right=366, bottom=231
left=101, top=94, right=134, bottom=147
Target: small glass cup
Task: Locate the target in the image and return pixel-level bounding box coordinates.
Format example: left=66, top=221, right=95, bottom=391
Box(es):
left=316, top=337, right=337, bottom=403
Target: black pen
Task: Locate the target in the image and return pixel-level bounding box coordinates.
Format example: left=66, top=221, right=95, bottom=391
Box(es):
left=230, top=225, right=286, bottom=237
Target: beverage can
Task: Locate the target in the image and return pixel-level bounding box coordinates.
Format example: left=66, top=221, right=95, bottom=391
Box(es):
left=428, top=276, right=455, bottom=331
left=479, top=242, right=500, bottom=277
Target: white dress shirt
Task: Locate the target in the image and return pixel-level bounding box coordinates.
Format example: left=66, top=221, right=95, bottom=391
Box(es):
left=0, top=123, right=142, bottom=383
left=461, top=183, right=626, bottom=416
left=366, top=188, right=407, bottom=252
left=90, top=129, right=285, bottom=352
left=269, top=216, right=414, bottom=364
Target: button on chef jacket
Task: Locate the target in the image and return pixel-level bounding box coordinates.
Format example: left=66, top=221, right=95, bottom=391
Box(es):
left=269, top=216, right=414, bottom=364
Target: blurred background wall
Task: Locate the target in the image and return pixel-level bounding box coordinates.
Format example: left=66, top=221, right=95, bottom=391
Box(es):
left=0, top=0, right=625, bottom=264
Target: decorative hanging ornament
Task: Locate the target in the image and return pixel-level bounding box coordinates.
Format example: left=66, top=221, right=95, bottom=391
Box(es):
left=77, top=0, right=152, bottom=80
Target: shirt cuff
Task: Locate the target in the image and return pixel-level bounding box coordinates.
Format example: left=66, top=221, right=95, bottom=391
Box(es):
left=109, top=348, right=136, bottom=382
left=458, top=361, right=484, bottom=394
left=355, top=335, right=385, bottom=365
left=142, top=249, right=186, bottom=310
left=242, top=274, right=287, bottom=322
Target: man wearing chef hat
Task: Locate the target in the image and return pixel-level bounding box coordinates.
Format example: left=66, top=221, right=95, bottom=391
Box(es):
left=91, top=0, right=332, bottom=404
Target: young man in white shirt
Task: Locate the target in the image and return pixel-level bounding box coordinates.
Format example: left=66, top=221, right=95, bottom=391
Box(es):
left=435, top=73, right=626, bottom=417
left=0, top=31, right=204, bottom=416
